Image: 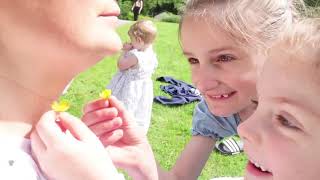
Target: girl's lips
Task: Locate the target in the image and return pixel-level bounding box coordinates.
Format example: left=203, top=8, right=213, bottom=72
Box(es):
left=246, top=161, right=273, bottom=178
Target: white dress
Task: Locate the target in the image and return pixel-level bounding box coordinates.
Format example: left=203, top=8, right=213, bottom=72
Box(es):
left=107, top=46, right=158, bottom=132
left=0, top=137, right=47, bottom=180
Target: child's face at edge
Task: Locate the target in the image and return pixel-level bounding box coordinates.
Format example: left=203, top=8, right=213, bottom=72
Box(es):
left=238, top=47, right=320, bottom=180
left=180, top=16, right=259, bottom=117
left=0, top=0, right=122, bottom=72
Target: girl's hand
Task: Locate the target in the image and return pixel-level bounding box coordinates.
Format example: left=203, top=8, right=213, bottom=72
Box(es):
left=82, top=96, right=158, bottom=180
left=31, top=111, right=121, bottom=180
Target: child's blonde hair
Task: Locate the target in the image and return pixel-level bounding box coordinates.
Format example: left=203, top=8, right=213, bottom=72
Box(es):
left=128, top=20, right=157, bottom=44
left=180, top=0, right=304, bottom=49
left=278, top=18, right=320, bottom=66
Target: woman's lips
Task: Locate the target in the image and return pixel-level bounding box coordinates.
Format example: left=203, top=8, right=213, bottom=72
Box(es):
left=97, top=11, right=119, bottom=26
left=99, top=10, right=120, bottom=17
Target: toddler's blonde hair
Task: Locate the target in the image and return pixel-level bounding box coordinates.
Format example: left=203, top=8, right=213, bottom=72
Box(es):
left=278, top=18, right=320, bottom=66
left=128, top=20, right=157, bottom=44
left=180, top=0, right=304, bottom=49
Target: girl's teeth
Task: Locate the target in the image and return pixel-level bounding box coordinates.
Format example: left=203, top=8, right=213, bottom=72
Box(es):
left=212, top=94, right=230, bottom=98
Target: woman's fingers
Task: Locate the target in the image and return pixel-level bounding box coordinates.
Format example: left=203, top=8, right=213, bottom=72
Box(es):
left=58, top=112, right=99, bottom=143
left=35, top=111, right=66, bottom=147
left=30, top=130, right=46, bottom=157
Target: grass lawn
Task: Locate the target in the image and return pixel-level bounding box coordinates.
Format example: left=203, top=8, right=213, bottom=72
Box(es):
left=62, top=21, right=247, bottom=180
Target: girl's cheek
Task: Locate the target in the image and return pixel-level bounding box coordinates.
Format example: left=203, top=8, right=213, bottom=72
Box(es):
left=191, top=69, right=200, bottom=86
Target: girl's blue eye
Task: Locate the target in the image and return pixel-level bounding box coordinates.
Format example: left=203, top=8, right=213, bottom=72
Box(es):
left=188, top=58, right=199, bottom=64
left=276, top=115, right=299, bottom=130
left=216, top=55, right=235, bottom=62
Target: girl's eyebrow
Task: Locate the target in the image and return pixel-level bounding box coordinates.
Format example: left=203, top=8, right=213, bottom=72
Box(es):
left=182, top=51, right=193, bottom=56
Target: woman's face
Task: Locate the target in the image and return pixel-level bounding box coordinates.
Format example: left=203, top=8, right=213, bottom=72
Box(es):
left=0, top=0, right=122, bottom=72
left=181, top=16, right=261, bottom=117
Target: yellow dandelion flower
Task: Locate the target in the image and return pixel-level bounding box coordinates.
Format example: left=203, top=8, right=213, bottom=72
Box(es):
left=51, top=100, right=70, bottom=112
left=99, top=89, right=112, bottom=99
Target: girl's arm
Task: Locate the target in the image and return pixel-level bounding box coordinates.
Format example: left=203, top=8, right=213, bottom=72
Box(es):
left=117, top=52, right=138, bottom=71
left=158, top=136, right=216, bottom=180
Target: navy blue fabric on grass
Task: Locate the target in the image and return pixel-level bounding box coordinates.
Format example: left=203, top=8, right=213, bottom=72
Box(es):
left=154, top=76, right=202, bottom=105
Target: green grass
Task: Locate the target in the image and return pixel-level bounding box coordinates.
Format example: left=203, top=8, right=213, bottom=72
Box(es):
left=62, top=22, right=246, bottom=180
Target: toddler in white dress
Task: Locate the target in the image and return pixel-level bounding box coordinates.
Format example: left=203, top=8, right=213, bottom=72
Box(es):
left=108, top=20, right=158, bottom=133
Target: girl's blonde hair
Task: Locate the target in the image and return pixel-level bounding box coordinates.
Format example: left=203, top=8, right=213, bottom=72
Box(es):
left=128, top=20, right=157, bottom=44
left=180, top=0, right=305, bottom=49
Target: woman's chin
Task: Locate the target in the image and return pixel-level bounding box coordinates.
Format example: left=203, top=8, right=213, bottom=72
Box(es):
left=95, top=39, right=122, bottom=56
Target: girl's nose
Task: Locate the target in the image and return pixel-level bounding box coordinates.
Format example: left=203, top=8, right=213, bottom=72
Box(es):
left=196, top=79, right=219, bottom=94
left=193, top=66, right=220, bottom=93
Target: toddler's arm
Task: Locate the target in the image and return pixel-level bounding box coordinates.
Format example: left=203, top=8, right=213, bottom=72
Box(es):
left=117, top=51, right=138, bottom=71
left=122, top=42, right=133, bottom=51
left=31, top=111, right=123, bottom=180
left=117, top=43, right=138, bottom=71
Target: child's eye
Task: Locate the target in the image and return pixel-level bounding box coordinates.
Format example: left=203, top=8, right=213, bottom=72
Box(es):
left=276, top=115, right=300, bottom=130
left=251, top=99, right=259, bottom=109
left=188, top=57, right=199, bottom=65
left=216, top=55, right=235, bottom=62
left=251, top=99, right=259, bottom=105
